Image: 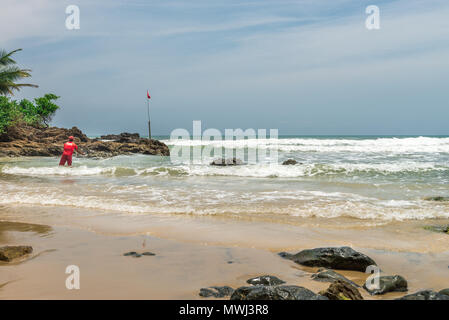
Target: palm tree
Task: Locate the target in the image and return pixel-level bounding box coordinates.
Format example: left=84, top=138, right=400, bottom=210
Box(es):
left=0, top=48, right=38, bottom=95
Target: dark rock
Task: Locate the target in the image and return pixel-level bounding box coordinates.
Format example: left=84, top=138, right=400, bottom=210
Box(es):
left=124, top=251, right=142, bottom=257
left=199, top=286, right=234, bottom=298
left=282, top=159, right=298, bottom=165
left=100, top=133, right=140, bottom=141
left=396, top=290, right=449, bottom=300
left=142, top=252, right=156, bottom=256
left=311, top=268, right=360, bottom=287
left=439, top=288, right=449, bottom=296
left=279, top=246, right=376, bottom=272
left=424, top=196, right=449, bottom=202
left=246, top=275, right=285, bottom=286
left=0, top=246, right=33, bottom=262
left=319, top=280, right=363, bottom=300
left=230, top=285, right=328, bottom=300
left=363, top=275, right=407, bottom=295
left=210, top=158, right=244, bottom=166
left=424, top=224, right=449, bottom=234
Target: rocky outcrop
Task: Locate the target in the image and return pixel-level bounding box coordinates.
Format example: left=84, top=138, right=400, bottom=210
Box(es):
left=282, top=159, right=298, bottom=165
left=199, top=286, right=234, bottom=298
left=210, top=158, right=244, bottom=166
left=230, top=285, right=328, bottom=300
left=0, top=245, right=33, bottom=262
left=279, top=247, right=376, bottom=272
left=363, top=275, right=407, bottom=295
left=0, top=123, right=169, bottom=158
left=311, top=268, right=360, bottom=287
left=319, top=280, right=363, bottom=300
left=246, top=275, right=285, bottom=286
left=396, top=290, right=449, bottom=300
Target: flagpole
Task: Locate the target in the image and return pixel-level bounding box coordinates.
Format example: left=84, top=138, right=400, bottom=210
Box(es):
left=147, top=92, right=151, bottom=139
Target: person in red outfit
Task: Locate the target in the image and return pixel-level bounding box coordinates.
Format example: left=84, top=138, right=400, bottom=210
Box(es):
left=59, top=136, right=85, bottom=166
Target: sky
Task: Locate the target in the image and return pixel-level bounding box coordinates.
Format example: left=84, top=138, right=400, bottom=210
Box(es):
left=1, top=0, right=449, bottom=136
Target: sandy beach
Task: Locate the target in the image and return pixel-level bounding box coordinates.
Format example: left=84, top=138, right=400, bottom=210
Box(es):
left=1, top=203, right=449, bottom=300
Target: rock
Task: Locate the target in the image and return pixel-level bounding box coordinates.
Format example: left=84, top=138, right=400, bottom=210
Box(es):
left=230, top=285, right=328, bottom=300
left=0, top=245, right=33, bottom=262
left=199, top=286, right=234, bottom=298
left=0, top=123, right=169, bottom=158
left=319, top=280, right=363, bottom=300
left=100, top=133, right=140, bottom=141
left=396, top=290, right=449, bottom=300
left=311, top=268, right=360, bottom=287
left=246, top=275, right=285, bottom=286
left=424, top=225, right=449, bottom=234
left=124, top=251, right=142, bottom=257
left=424, top=196, right=449, bottom=202
left=439, top=289, right=449, bottom=296
left=210, top=158, right=244, bottom=166
left=363, top=275, right=407, bottom=295
left=142, top=252, right=156, bottom=256
left=282, top=159, right=298, bottom=165
left=279, top=246, right=376, bottom=272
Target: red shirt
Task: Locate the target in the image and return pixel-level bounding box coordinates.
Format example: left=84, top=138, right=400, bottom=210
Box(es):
left=63, top=142, right=78, bottom=156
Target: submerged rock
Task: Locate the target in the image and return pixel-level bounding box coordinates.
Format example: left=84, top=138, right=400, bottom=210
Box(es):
left=311, top=268, right=360, bottom=287
left=424, top=225, right=449, bottom=234
left=124, top=251, right=155, bottom=257
left=210, top=158, right=244, bottom=166
left=319, top=280, right=363, bottom=300
left=230, top=285, right=328, bottom=300
left=123, top=251, right=141, bottom=257
left=396, top=290, right=449, bottom=300
left=279, top=246, right=376, bottom=272
left=246, top=275, right=285, bottom=286
left=199, top=286, right=234, bottom=298
left=363, top=275, right=408, bottom=295
left=0, top=246, right=33, bottom=262
left=282, top=159, right=298, bottom=165
left=424, top=196, right=449, bottom=202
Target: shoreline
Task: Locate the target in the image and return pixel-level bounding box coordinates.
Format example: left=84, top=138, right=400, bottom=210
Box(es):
left=1, top=205, right=449, bottom=299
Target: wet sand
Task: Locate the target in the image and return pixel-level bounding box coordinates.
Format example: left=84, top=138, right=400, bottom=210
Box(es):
left=1, top=206, right=449, bottom=300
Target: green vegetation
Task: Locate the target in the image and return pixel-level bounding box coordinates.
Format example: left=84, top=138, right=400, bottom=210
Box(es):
left=0, top=94, right=60, bottom=134
left=0, top=48, right=60, bottom=134
left=0, top=48, right=38, bottom=95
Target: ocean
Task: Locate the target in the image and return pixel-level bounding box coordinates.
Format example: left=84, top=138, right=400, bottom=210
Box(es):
left=1, top=135, right=449, bottom=226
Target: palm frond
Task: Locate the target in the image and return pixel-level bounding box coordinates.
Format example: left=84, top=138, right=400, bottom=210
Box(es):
left=0, top=48, right=22, bottom=66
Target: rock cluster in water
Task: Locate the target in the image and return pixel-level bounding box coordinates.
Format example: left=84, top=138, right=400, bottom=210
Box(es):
left=0, top=123, right=169, bottom=158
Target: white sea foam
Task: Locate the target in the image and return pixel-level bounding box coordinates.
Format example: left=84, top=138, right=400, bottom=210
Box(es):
left=1, top=160, right=447, bottom=179
left=163, top=136, right=449, bottom=153
left=1, top=165, right=115, bottom=176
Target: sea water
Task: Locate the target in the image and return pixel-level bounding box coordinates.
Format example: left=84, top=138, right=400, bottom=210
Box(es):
left=1, top=136, right=449, bottom=224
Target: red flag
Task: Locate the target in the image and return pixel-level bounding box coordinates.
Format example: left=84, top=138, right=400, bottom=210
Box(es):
left=147, top=90, right=151, bottom=99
